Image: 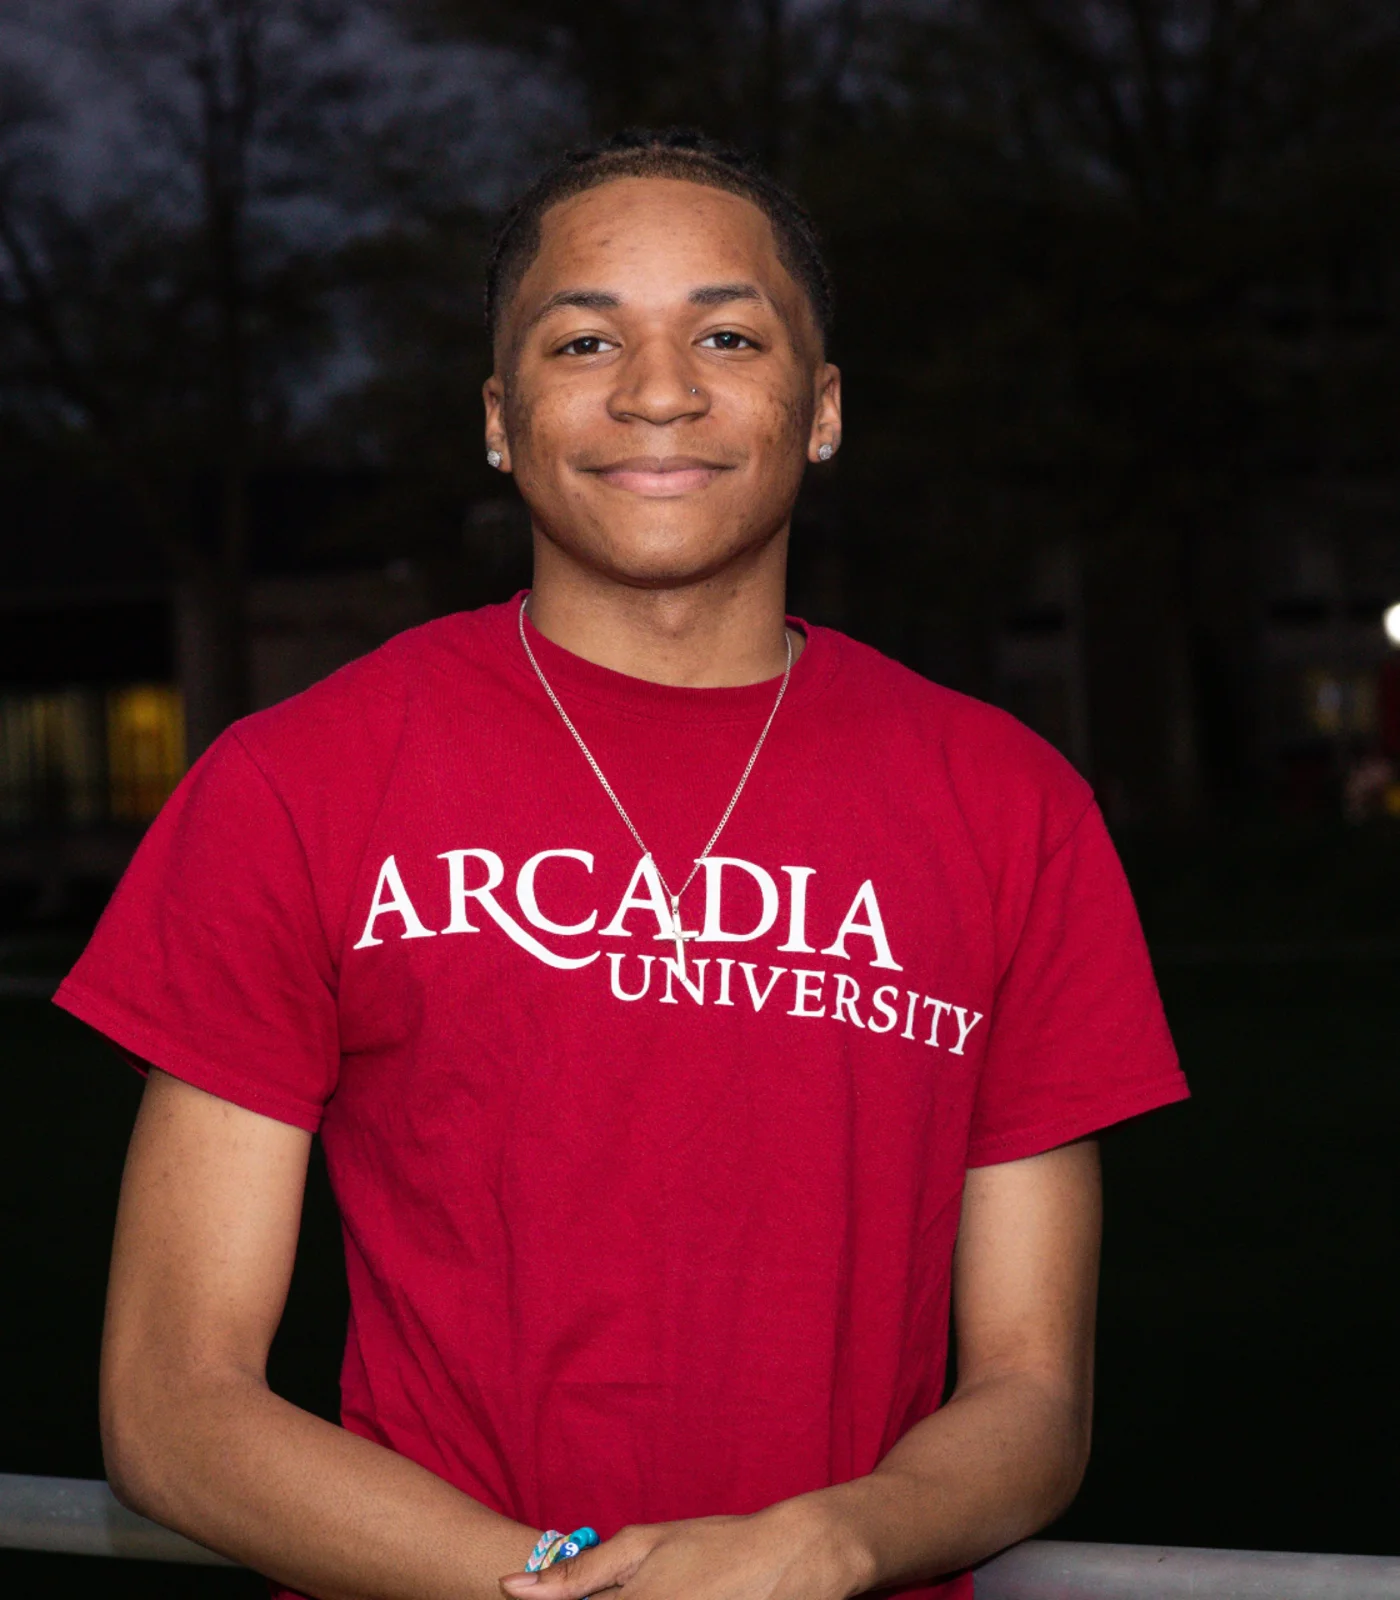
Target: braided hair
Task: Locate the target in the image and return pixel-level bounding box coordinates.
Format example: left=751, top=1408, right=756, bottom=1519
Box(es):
left=484, top=128, right=834, bottom=349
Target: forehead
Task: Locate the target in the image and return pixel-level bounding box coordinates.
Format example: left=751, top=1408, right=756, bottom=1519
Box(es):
left=519, top=175, right=800, bottom=311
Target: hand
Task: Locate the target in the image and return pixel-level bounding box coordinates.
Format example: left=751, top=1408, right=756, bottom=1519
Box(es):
left=499, top=1500, right=868, bottom=1600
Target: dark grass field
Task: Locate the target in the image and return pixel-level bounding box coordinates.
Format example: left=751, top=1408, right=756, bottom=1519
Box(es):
left=2, top=831, right=1397, bottom=1593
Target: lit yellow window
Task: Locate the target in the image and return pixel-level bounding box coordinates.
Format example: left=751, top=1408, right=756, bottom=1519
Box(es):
left=107, top=686, right=186, bottom=823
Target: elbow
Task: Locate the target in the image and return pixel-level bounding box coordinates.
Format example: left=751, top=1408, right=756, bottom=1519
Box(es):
left=1034, top=1397, right=1093, bottom=1529
left=1044, top=1436, right=1091, bottom=1524
left=104, top=1460, right=156, bottom=1520
left=100, top=1373, right=168, bottom=1518
left=100, top=1349, right=225, bottom=1524
left=101, top=1340, right=265, bottom=1529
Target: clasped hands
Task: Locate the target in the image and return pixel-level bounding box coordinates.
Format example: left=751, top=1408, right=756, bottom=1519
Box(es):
left=500, top=1499, right=870, bottom=1600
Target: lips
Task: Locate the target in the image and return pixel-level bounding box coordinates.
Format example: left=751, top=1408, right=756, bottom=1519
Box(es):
left=588, top=455, right=733, bottom=497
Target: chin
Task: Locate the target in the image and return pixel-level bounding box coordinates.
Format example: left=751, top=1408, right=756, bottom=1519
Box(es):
left=549, top=506, right=778, bottom=590
left=594, top=543, right=742, bottom=590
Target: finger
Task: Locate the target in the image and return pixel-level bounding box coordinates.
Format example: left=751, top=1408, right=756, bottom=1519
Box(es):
left=501, top=1551, right=610, bottom=1600
left=501, top=1530, right=649, bottom=1600
left=502, top=1542, right=611, bottom=1593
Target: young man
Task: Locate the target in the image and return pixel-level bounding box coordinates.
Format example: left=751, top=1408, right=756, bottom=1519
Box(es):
left=57, top=131, right=1186, bottom=1600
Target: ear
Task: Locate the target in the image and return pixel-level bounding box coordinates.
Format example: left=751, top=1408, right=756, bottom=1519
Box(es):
left=807, top=362, right=841, bottom=464
left=482, top=374, right=512, bottom=472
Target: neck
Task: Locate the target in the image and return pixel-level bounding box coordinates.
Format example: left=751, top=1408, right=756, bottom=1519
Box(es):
left=525, top=531, right=800, bottom=687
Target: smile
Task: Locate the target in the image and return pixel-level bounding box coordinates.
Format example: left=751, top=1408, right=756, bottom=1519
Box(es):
left=589, top=456, right=733, bottom=497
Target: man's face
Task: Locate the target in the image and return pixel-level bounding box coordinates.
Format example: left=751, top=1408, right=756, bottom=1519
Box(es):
left=484, top=176, right=841, bottom=589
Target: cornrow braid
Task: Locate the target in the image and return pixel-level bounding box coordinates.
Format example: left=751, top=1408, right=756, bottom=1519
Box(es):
left=484, top=127, right=834, bottom=349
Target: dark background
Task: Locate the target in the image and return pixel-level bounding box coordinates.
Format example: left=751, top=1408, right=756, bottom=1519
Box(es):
left=1, top=1, right=1398, bottom=1593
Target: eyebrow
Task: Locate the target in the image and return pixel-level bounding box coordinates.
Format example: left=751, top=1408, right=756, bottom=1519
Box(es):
left=524, top=289, right=623, bottom=332
left=688, top=282, right=765, bottom=308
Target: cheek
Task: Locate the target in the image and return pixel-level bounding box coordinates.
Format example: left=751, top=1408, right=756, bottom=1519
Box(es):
left=737, top=370, right=811, bottom=444
left=510, top=383, right=599, bottom=471
left=503, top=392, right=558, bottom=483
left=738, top=383, right=810, bottom=466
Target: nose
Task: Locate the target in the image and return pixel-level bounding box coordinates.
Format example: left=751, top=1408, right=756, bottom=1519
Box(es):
left=607, top=337, right=708, bottom=426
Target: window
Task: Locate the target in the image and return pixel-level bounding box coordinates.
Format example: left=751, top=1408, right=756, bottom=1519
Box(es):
left=107, top=686, right=186, bottom=823
left=1301, top=669, right=1376, bottom=739
left=0, top=685, right=185, bottom=828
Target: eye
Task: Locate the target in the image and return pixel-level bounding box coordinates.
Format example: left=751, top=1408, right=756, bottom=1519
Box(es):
left=556, top=334, right=617, bottom=357
left=700, top=330, right=759, bottom=351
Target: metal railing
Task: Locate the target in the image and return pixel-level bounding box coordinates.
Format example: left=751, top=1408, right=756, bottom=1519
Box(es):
left=2, top=1475, right=1398, bottom=1596
left=973, top=1538, right=1400, bottom=1597
left=0, top=1473, right=234, bottom=1565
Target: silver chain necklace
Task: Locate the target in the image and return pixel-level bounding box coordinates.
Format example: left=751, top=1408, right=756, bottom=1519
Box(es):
left=517, top=594, right=793, bottom=976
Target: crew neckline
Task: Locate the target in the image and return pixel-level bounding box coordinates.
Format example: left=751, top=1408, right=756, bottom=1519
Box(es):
left=486, top=591, right=837, bottom=727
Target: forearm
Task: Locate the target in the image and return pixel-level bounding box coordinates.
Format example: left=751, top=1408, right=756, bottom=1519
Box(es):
left=105, top=1368, right=536, bottom=1600
left=500, top=1146, right=1100, bottom=1600
left=805, top=1369, right=1090, bottom=1592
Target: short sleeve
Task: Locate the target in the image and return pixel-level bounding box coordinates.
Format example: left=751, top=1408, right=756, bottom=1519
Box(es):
left=54, top=729, right=339, bottom=1131
left=966, top=801, right=1187, bottom=1166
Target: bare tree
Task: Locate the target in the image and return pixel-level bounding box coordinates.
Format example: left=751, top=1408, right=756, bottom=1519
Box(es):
left=4, top=0, right=1397, bottom=813
left=0, top=0, right=482, bottom=753
left=418, top=0, right=883, bottom=170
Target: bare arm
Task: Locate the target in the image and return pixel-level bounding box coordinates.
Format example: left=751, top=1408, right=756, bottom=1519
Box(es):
left=102, top=1067, right=537, bottom=1600
left=504, top=1139, right=1101, bottom=1600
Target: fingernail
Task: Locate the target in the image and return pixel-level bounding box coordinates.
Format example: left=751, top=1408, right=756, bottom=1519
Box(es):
left=504, top=1577, right=539, bottom=1590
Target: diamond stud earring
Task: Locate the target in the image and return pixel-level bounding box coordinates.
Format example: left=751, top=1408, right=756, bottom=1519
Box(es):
left=817, top=442, right=835, bottom=462
left=486, top=449, right=503, bottom=469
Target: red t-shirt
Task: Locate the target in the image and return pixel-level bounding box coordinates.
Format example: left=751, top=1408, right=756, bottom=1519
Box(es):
left=57, top=598, right=1185, bottom=1600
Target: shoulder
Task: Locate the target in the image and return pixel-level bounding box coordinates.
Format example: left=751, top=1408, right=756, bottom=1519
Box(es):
left=139, top=607, right=509, bottom=956
left=815, top=626, right=1093, bottom=856
left=229, top=605, right=504, bottom=788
